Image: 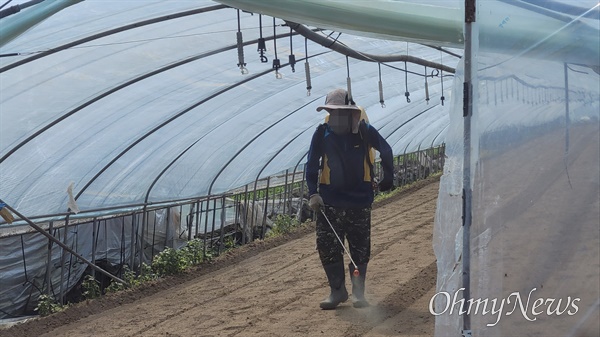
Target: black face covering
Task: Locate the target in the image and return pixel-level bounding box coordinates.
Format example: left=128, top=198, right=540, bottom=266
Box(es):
left=328, top=110, right=354, bottom=135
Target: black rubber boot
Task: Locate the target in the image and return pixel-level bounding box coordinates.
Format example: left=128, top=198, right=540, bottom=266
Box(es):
left=320, top=262, right=348, bottom=310
left=349, top=264, right=369, bottom=308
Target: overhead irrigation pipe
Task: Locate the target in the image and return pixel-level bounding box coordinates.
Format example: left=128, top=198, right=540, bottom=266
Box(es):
left=0, top=4, right=229, bottom=71
left=0, top=199, right=127, bottom=285
left=0, top=0, right=83, bottom=47
left=69, top=43, right=328, bottom=201
left=0, top=5, right=229, bottom=165
left=0, top=0, right=44, bottom=19
left=285, top=21, right=456, bottom=74
left=1, top=27, right=323, bottom=177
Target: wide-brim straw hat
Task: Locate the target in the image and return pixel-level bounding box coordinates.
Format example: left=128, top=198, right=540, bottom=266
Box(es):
left=316, top=88, right=362, bottom=112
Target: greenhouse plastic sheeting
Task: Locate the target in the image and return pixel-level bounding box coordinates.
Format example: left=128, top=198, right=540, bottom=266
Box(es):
left=0, top=0, right=456, bottom=220
left=1, top=0, right=597, bottom=334
left=219, top=0, right=598, bottom=334
left=0, top=207, right=180, bottom=318
left=432, top=2, right=599, bottom=336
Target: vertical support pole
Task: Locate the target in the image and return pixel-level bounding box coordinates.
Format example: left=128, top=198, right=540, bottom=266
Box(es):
left=195, top=200, right=201, bottom=240
left=203, top=198, right=210, bottom=256
left=187, top=202, right=194, bottom=241
left=103, top=219, right=107, bottom=264
left=462, top=0, right=476, bottom=335
left=59, top=215, right=70, bottom=305
left=46, top=221, right=54, bottom=296
left=429, top=148, right=433, bottom=176
left=283, top=169, right=289, bottom=216
left=120, top=216, right=125, bottom=272
left=299, top=163, right=306, bottom=219
left=219, top=196, right=226, bottom=254
left=91, top=218, right=97, bottom=279
left=151, top=210, right=157, bottom=262
left=242, top=185, right=249, bottom=244
left=139, top=206, right=147, bottom=273
left=129, top=213, right=136, bottom=270
left=402, top=151, right=407, bottom=186
left=234, top=193, right=241, bottom=243
left=442, top=143, right=446, bottom=169
left=422, top=149, right=426, bottom=178
left=271, top=179, right=276, bottom=217
left=166, top=207, right=171, bottom=248
left=417, top=150, right=422, bottom=180
left=262, top=177, right=270, bottom=238
left=179, top=205, right=183, bottom=241
left=251, top=179, right=259, bottom=241
left=210, top=198, right=217, bottom=250
left=289, top=166, right=297, bottom=216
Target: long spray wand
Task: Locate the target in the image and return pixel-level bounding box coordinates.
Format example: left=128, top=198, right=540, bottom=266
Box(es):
left=320, top=209, right=360, bottom=277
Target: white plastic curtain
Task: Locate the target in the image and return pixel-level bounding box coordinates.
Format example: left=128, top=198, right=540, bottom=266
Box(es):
left=433, top=1, right=599, bottom=335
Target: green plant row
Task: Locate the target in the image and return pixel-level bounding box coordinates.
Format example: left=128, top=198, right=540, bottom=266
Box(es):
left=266, top=214, right=303, bottom=238
left=232, top=181, right=306, bottom=203
left=35, top=238, right=221, bottom=317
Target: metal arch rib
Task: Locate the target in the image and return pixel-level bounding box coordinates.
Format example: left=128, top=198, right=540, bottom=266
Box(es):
left=0, top=31, right=310, bottom=166
left=252, top=124, right=315, bottom=187
left=74, top=67, right=274, bottom=202
left=395, top=113, right=445, bottom=153
left=0, top=4, right=229, bottom=73
left=431, top=124, right=449, bottom=148
left=386, top=104, right=439, bottom=147
left=206, top=95, right=323, bottom=196
left=125, top=52, right=328, bottom=204
left=0, top=4, right=228, bottom=164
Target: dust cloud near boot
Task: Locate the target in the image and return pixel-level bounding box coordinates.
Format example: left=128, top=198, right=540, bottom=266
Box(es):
left=320, top=262, right=349, bottom=310
left=349, top=264, right=369, bottom=308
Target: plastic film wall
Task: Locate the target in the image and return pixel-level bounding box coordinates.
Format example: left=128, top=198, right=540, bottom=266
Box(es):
left=433, top=2, right=599, bottom=335
left=0, top=0, right=456, bottom=221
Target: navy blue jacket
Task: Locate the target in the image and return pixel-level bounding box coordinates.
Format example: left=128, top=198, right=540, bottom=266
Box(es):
left=306, top=123, right=393, bottom=208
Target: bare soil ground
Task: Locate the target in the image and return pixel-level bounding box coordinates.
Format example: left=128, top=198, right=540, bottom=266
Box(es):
left=3, top=177, right=440, bottom=337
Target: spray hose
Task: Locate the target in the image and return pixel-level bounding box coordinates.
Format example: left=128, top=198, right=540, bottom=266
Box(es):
left=320, top=209, right=360, bottom=277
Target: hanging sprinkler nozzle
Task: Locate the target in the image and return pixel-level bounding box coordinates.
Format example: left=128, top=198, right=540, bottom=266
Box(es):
left=258, top=38, right=268, bottom=63
left=424, top=66, right=430, bottom=105
left=257, top=15, right=268, bottom=63
left=378, top=63, right=385, bottom=108
left=288, top=27, right=296, bottom=72
left=236, top=10, right=248, bottom=74
left=272, top=17, right=282, bottom=79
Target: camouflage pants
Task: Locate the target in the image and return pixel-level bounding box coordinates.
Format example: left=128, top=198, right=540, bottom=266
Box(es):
left=316, top=205, right=371, bottom=266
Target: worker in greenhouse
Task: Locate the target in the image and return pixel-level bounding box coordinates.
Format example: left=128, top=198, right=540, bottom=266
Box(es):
left=306, top=88, right=394, bottom=309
